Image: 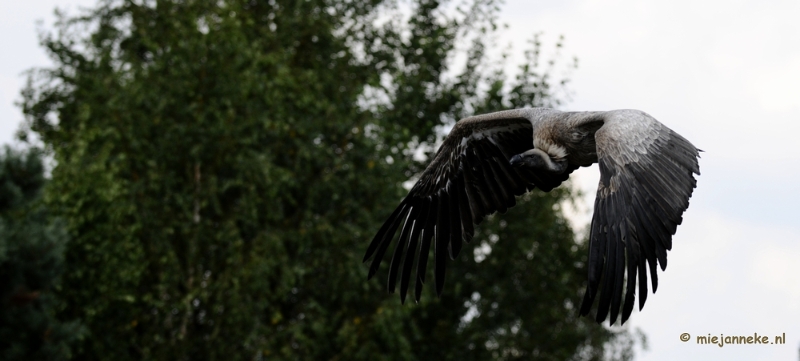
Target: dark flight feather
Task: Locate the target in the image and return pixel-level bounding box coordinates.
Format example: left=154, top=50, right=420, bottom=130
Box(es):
left=363, top=108, right=700, bottom=326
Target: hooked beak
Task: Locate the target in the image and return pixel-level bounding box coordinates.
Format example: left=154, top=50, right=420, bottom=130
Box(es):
left=509, top=154, right=524, bottom=167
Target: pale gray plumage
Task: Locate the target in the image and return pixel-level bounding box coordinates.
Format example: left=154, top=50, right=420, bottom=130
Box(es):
left=363, top=108, right=701, bottom=325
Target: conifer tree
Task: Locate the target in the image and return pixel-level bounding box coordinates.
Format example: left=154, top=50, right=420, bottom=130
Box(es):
left=0, top=147, right=84, bottom=360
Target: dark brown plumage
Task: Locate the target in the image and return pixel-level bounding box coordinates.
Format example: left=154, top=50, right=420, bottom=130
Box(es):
left=362, top=108, right=701, bottom=325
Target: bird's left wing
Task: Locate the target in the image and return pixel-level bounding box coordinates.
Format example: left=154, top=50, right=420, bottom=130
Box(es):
left=577, top=110, right=701, bottom=325
left=363, top=109, right=576, bottom=303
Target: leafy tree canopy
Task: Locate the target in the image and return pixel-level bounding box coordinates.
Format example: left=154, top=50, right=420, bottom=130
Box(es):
left=20, top=0, right=640, bottom=359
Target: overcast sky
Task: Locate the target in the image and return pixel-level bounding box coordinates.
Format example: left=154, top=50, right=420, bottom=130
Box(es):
left=498, top=1, right=800, bottom=360
left=2, top=1, right=798, bottom=361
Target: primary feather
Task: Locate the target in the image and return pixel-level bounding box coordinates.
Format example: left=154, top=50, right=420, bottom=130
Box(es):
left=363, top=108, right=701, bottom=325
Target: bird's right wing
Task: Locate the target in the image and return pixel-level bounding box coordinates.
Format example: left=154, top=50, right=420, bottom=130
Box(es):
left=363, top=109, right=577, bottom=303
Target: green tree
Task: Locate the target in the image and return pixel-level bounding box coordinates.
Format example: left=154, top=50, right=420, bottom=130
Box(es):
left=20, top=0, right=637, bottom=360
left=0, top=146, right=84, bottom=360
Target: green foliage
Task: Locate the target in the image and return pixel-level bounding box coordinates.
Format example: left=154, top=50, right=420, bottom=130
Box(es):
left=20, top=0, right=636, bottom=360
left=0, top=146, right=85, bottom=360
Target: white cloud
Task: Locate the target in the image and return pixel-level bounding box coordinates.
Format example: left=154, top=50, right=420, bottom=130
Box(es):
left=752, top=55, right=800, bottom=113
left=750, top=243, right=800, bottom=305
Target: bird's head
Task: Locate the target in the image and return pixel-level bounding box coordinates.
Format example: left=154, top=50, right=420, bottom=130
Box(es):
left=509, top=148, right=568, bottom=174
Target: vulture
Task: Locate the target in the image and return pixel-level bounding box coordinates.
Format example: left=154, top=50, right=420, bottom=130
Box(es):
left=362, top=108, right=700, bottom=325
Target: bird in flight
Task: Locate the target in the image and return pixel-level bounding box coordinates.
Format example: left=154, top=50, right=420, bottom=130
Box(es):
left=364, top=108, right=700, bottom=324
left=363, top=108, right=700, bottom=325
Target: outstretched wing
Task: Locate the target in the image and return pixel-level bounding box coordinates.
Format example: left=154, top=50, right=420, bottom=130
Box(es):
left=578, top=110, right=701, bottom=325
left=363, top=109, right=577, bottom=303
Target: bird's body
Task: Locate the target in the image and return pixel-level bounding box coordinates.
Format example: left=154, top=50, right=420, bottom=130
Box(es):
left=363, top=108, right=700, bottom=325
